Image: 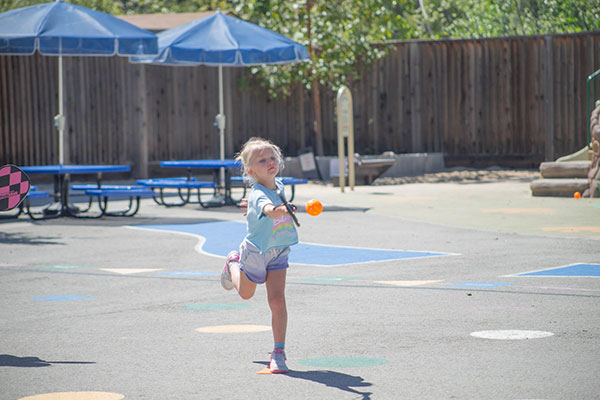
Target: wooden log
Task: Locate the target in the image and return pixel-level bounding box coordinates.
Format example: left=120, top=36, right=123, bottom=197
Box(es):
left=539, top=161, right=590, bottom=178
left=530, top=178, right=589, bottom=196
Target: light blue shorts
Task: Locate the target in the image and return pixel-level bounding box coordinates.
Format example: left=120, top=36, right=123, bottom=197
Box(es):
left=238, top=239, right=290, bottom=284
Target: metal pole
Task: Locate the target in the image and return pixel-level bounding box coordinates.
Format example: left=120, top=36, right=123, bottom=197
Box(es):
left=58, top=55, right=64, bottom=164
left=217, top=65, right=225, bottom=189
left=55, top=36, right=66, bottom=164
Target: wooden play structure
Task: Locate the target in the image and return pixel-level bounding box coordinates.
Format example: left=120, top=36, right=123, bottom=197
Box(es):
left=531, top=69, right=600, bottom=197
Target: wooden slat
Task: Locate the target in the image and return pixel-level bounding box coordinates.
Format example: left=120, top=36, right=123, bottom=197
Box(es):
left=16, top=57, right=26, bottom=162
left=409, top=42, right=422, bottom=152
left=466, top=41, right=476, bottom=154
left=480, top=40, right=490, bottom=156
left=558, top=38, right=567, bottom=156
left=25, top=55, right=33, bottom=162
left=439, top=42, right=449, bottom=153
left=44, top=55, right=56, bottom=164
left=0, top=57, right=8, bottom=162
left=503, top=39, right=513, bottom=155
left=422, top=43, right=433, bottom=152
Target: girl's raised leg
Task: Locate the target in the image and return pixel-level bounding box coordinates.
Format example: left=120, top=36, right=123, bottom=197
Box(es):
left=230, top=261, right=257, bottom=300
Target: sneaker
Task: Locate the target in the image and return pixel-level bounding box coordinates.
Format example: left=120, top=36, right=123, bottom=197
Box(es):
left=269, top=348, right=288, bottom=373
left=220, top=251, right=239, bottom=290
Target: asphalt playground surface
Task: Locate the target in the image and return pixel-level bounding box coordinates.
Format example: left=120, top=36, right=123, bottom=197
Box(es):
left=1, top=179, right=599, bottom=400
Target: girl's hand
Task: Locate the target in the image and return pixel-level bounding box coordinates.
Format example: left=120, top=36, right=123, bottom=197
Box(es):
left=288, top=203, right=297, bottom=213
left=263, top=204, right=291, bottom=219
left=238, top=198, right=248, bottom=216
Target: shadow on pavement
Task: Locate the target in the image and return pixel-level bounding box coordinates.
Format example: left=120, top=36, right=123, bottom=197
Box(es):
left=254, top=361, right=372, bottom=399
left=0, top=354, right=95, bottom=368
left=0, top=232, right=64, bottom=246
left=0, top=216, right=224, bottom=228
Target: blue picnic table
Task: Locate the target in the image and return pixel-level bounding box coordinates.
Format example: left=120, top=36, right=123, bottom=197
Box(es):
left=21, top=164, right=130, bottom=218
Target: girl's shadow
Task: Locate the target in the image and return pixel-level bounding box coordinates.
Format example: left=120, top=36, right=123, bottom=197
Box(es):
left=254, top=362, right=372, bottom=399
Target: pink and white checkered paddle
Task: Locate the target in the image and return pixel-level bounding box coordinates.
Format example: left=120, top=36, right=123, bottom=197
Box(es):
left=0, top=165, right=31, bottom=211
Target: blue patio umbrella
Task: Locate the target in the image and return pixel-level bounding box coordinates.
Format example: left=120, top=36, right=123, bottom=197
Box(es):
left=130, top=9, right=309, bottom=186
left=0, top=0, right=158, bottom=164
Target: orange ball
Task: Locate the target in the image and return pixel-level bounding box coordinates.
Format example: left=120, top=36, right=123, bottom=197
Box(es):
left=305, top=199, right=323, bottom=216
left=574, top=191, right=581, bottom=199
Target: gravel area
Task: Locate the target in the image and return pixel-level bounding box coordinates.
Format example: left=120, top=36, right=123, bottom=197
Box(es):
left=373, top=167, right=541, bottom=185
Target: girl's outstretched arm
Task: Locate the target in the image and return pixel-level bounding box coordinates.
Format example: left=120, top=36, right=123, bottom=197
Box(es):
left=262, top=203, right=293, bottom=219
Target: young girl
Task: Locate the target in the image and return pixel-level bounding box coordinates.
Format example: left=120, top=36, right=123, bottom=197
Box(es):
left=221, top=137, right=298, bottom=373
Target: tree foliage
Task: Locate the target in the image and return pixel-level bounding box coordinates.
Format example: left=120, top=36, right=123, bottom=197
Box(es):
left=1, top=0, right=598, bottom=96
left=0, top=0, right=230, bottom=14
left=0, top=0, right=119, bottom=13
left=2, top=0, right=598, bottom=36
left=412, top=0, right=600, bottom=39
left=214, top=0, right=600, bottom=97
left=230, top=0, right=401, bottom=98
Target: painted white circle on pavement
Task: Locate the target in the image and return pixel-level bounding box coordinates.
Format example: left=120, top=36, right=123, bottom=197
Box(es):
left=196, top=324, right=271, bottom=333
left=19, top=392, right=124, bottom=400
left=470, top=330, right=554, bottom=340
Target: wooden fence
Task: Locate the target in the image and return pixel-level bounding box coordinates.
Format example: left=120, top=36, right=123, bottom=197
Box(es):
left=2, top=32, right=600, bottom=177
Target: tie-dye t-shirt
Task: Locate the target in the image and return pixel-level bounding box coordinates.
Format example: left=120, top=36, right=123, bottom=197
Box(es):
left=245, top=179, right=298, bottom=253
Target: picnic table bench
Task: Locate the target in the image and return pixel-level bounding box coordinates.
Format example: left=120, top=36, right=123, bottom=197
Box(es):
left=70, top=184, right=154, bottom=217
left=136, top=178, right=217, bottom=207
left=1, top=186, right=50, bottom=220
left=22, top=189, right=51, bottom=220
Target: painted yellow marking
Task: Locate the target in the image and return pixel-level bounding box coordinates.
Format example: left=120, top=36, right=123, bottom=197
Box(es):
left=257, top=367, right=272, bottom=375
left=100, top=268, right=161, bottom=275
left=196, top=325, right=271, bottom=334
left=19, top=392, right=124, bottom=400
left=481, top=208, right=553, bottom=214
left=542, top=227, right=600, bottom=233
left=374, top=280, right=443, bottom=286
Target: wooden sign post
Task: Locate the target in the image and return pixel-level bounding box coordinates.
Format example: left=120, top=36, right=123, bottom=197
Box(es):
left=336, top=85, right=355, bottom=192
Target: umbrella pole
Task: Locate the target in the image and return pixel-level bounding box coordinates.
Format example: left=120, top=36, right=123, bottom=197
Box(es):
left=217, top=65, right=225, bottom=190
left=58, top=55, right=64, bottom=164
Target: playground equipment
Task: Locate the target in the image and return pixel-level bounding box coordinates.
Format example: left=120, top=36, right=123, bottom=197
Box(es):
left=531, top=69, right=600, bottom=197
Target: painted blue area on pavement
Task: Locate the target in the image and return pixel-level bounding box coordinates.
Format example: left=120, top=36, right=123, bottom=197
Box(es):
left=134, top=221, right=452, bottom=266
left=446, top=282, right=513, bottom=288
left=514, top=263, right=600, bottom=277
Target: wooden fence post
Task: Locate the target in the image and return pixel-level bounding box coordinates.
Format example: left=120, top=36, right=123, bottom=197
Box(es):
left=409, top=42, right=423, bottom=152
left=130, top=64, right=149, bottom=178
left=543, top=35, right=555, bottom=161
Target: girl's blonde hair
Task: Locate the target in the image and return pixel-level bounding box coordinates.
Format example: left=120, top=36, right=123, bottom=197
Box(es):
left=235, top=137, right=284, bottom=184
